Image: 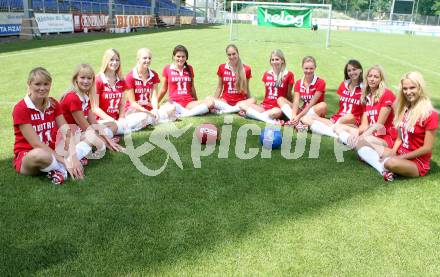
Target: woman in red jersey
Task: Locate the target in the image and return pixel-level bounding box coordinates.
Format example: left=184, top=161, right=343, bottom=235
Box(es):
left=93, top=48, right=132, bottom=134
left=60, top=64, right=123, bottom=156
left=158, top=45, right=210, bottom=118
left=12, top=67, right=88, bottom=184
left=301, top=59, right=364, bottom=138
left=125, top=48, right=176, bottom=128
left=278, top=56, right=327, bottom=131
left=336, top=65, right=398, bottom=181
left=239, top=49, right=294, bottom=125
left=206, top=44, right=255, bottom=114
left=381, top=71, right=438, bottom=180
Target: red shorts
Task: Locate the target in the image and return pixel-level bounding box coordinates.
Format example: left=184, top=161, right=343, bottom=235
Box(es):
left=374, top=134, right=395, bottom=148
left=13, top=151, right=28, bottom=173
left=330, top=113, right=361, bottom=126
left=124, top=101, right=152, bottom=114
left=171, top=99, right=193, bottom=108
left=397, top=148, right=430, bottom=176
left=260, top=102, right=277, bottom=111
left=221, top=94, right=247, bottom=106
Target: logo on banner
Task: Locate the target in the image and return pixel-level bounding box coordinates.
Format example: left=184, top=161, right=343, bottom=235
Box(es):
left=257, top=7, right=312, bottom=28
left=263, top=10, right=305, bottom=27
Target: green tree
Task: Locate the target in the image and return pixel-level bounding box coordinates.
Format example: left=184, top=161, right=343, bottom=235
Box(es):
left=433, top=0, right=440, bottom=15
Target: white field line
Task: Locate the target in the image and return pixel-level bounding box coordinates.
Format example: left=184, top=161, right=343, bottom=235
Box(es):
left=1, top=102, right=19, bottom=106
left=0, top=41, right=104, bottom=59
left=333, top=38, right=440, bottom=78
left=0, top=35, right=146, bottom=59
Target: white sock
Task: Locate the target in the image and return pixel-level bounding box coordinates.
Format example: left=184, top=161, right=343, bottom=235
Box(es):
left=156, top=108, right=176, bottom=123
left=357, top=146, right=385, bottom=174
left=246, top=108, right=277, bottom=124
left=214, top=99, right=231, bottom=110
left=180, top=104, right=209, bottom=117
left=174, top=103, right=188, bottom=116
left=146, top=115, right=156, bottom=125
left=310, top=121, right=337, bottom=138
left=115, top=120, right=126, bottom=135
left=125, top=112, right=148, bottom=131
left=338, top=131, right=351, bottom=145
left=306, top=107, right=317, bottom=117
left=41, top=154, right=63, bottom=172
left=103, top=127, right=114, bottom=139
left=76, top=141, right=92, bottom=160
left=222, top=105, right=240, bottom=114
left=214, top=99, right=240, bottom=114
left=281, top=104, right=293, bottom=120
left=41, top=155, right=68, bottom=178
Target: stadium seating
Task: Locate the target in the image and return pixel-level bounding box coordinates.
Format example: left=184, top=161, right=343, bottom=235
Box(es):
left=2, top=0, right=192, bottom=17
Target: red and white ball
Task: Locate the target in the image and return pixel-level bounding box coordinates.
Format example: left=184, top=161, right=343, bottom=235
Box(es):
left=195, top=123, right=218, bottom=145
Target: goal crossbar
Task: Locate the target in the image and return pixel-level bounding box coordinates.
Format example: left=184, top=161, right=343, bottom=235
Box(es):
left=229, top=1, right=332, bottom=48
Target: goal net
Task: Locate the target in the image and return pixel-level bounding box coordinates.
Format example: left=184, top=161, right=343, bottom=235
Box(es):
left=229, top=1, right=332, bottom=48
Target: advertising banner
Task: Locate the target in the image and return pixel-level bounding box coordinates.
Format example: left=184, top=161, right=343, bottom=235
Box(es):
left=73, top=14, right=108, bottom=32
left=34, top=13, right=73, bottom=33
left=257, top=7, right=311, bottom=28
left=114, top=15, right=152, bottom=28
left=0, top=13, right=24, bottom=36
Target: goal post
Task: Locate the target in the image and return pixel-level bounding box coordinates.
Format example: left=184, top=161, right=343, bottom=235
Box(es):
left=229, top=1, right=332, bottom=48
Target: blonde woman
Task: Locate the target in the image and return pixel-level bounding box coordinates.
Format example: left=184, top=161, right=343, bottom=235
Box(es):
left=381, top=72, right=437, bottom=180
left=206, top=44, right=255, bottom=114
left=336, top=65, right=397, bottom=181
left=240, top=49, right=294, bottom=125
left=279, top=56, right=327, bottom=131
left=60, top=64, right=123, bottom=156
left=93, top=48, right=129, bottom=135
left=125, top=48, right=175, bottom=127
left=12, top=67, right=90, bottom=184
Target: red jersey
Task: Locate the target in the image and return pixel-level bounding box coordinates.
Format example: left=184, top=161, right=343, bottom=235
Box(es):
left=294, top=75, right=326, bottom=108
left=364, top=89, right=396, bottom=143
left=60, top=90, right=91, bottom=127
left=217, top=63, right=252, bottom=106
left=95, top=73, right=126, bottom=120
left=162, top=64, right=195, bottom=106
left=330, top=80, right=363, bottom=124
left=125, top=67, right=160, bottom=111
left=261, top=70, right=294, bottom=110
left=397, top=109, right=438, bottom=176
left=13, top=96, right=62, bottom=155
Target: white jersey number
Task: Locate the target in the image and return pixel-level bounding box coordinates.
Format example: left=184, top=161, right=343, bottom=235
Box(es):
left=268, top=86, right=278, bottom=99
left=177, top=81, right=188, bottom=94
left=109, top=98, right=121, bottom=110
left=38, top=130, right=52, bottom=144
left=342, top=102, right=353, bottom=114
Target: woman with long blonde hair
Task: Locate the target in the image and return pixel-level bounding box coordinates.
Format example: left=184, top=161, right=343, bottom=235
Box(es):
left=94, top=49, right=125, bottom=121
left=380, top=72, right=438, bottom=179
left=206, top=44, right=256, bottom=114
left=239, top=49, right=294, bottom=124
left=60, top=64, right=123, bottom=158
left=335, top=65, right=398, bottom=181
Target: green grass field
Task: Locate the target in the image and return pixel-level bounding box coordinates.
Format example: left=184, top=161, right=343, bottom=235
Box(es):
left=1, top=25, right=440, bottom=275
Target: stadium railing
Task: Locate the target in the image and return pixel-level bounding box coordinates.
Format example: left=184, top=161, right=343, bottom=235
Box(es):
left=0, top=0, right=194, bottom=16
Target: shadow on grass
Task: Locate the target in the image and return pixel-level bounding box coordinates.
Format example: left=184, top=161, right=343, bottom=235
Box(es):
left=0, top=24, right=222, bottom=54
left=0, top=114, right=438, bottom=275
left=0, top=240, right=78, bottom=275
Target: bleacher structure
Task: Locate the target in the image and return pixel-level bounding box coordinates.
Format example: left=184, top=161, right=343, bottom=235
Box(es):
left=0, top=0, right=194, bottom=16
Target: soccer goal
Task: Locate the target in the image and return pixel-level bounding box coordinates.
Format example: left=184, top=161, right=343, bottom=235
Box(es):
left=229, top=1, right=332, bottom=48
